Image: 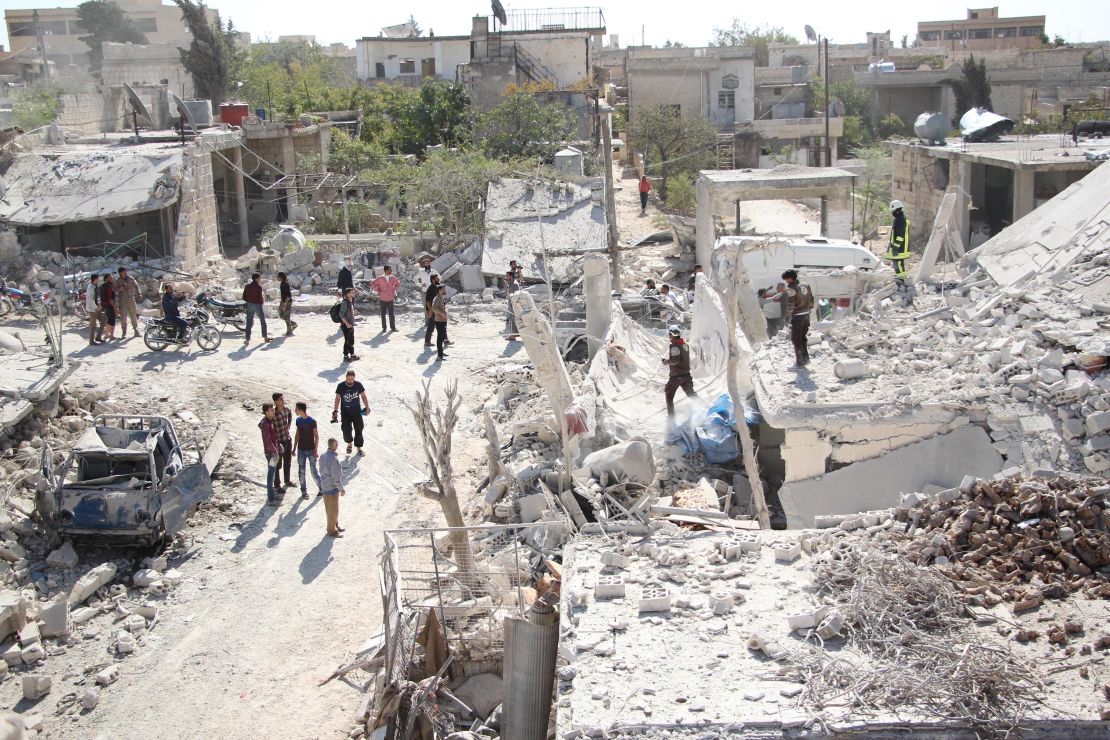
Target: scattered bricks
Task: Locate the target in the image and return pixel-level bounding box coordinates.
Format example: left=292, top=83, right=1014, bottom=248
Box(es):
left=958, top=475, right=978, bottom=493
left=1012, top=592, right=1043, bottom=613
left=1083, top=453, right=1110, bottom=474
left=708, top=593, right=733, bottom=616
left=70, top=607, right=98, bottom=625
left=516, top=493, right=549, bottom=524
left=715, top=541, right=742, bottom=561
left=20, top=643, right=45, bottom=665
left=638, top=583, right=671, bottom=614
left=773, top=542, right=802, bottom=563
left=1, top=642, right=21, bottom=667
left=19, top=621, right=41, bottom=646
left=46, top=541, right=79, bottom=570
left=132, top=569, right=161, bottom=588
left=115, top=631, right=135, bottom=655
left=37, top=596, right=71, bottom=638
left=123, top=614, right=147, bottom=633
left=780, top=685, right=804, bottom=698
left=594, top=575, right=625, bottom=599
left=1086, top=410, right=1110, bottom=436
left=81, top=688, right=100, bottom=710
left=736, top=533, right=761, bottom=553
left=600, top=552, right=631, bottom=569
left=162, top=569, right=184, bottom=587
left=1061, top=418, right=1086, bottom=442
left=22, top=675, right=51, bottom=701
left=95, top=665, right=121, bottom=686
left=747, top=632, right=788, bottom=661
left=816, top=611, right=844, bottom=640
left=786, top=606, right=830, bottom=631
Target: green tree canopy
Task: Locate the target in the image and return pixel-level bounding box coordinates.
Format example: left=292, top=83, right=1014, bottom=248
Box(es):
left=711, top=21, right=798, bottom=66
left=477, top=92, right=577, bottom=161
left=76, top=0, right=148, bottom=71
left=947, top=55, right=993, bottom=120
left=628, top=104, right=718, bottom=199
left=174, top=0, right=240, bottom=108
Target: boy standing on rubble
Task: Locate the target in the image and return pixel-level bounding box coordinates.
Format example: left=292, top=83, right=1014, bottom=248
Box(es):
left=371, top=265, right=400, bottom=333
left=432, top=284, right=450, bottom=361
left=662, top=325, right=698, bottom=417
left=318, top=438, right=345, bottom=537
left=423, top=274, right=441, bottom=348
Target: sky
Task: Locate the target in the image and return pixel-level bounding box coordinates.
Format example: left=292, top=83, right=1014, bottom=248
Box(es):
left=1, top=0, right=1108, bottom=52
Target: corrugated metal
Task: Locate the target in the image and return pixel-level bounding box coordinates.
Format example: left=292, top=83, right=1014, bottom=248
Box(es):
left=502, top=616, right=559, bottom=740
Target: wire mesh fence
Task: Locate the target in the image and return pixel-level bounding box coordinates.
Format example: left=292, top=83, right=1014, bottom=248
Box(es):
left=381, top=524, right=554, bottom=684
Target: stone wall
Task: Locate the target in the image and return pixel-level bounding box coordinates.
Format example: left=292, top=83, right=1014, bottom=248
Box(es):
left=54, top=94, right=111, bottom=135
left=102, top=43, right=194, bottom=99
left=890, top=145, right=948, bottom=241
left=173, top=147, right=220, bottom=269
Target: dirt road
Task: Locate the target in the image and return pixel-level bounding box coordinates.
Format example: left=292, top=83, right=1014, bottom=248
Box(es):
left=7, top=301, right=512, bottom=739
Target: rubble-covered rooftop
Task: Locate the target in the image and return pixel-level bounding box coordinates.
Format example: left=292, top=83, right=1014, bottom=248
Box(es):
left=887, top=134, right=1110, bottom=170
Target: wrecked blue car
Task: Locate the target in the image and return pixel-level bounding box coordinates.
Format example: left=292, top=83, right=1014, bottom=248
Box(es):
left=38, top=415, right=226, bottom=547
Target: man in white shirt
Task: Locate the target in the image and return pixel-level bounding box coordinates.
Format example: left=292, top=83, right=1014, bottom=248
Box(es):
left=85, top=274, right=104, bottom=345
left=415, top=255, right=440, bottom=291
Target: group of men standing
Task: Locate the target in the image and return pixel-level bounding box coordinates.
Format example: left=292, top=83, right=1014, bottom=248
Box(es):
left=84, top=268, right=142, bottom=346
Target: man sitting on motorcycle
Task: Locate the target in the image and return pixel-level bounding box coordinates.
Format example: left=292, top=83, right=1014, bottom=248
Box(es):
left=162, top=283, right=188, bottom=342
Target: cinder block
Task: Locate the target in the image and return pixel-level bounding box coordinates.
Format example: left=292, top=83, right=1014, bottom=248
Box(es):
left=736, top=532, right=761, bottom=553
left=20, top=643, right=45, bottom=665
left=708, top=593, right=733, bottom=615
left=600, top=551, right=631, bottom=569
left=816, top=611, right=844, bottom=639
left=1086, top=410, right=1110, bottom=436
left=594, top=575, right=625, bottom=599
left=22, top=675, right=51, bottom=701
left=638, top=583, right=671, bottom=614
left=116, top=631, right=135, bottom=655
left=96, top=665, right=121, bottom=686
left=773, top=542, right=802, bottom=563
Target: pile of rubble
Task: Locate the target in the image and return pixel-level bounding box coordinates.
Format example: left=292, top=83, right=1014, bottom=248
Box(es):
left=820, top=471, right=1110, bottom=609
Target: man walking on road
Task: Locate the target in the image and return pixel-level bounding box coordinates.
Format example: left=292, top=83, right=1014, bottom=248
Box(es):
left=662, top=325, right=698, bottom=417
left=116, top=267, right=142, bottom=338
left=259, top=403, right=281, bottom=504
left=86, top=274, right=104, bottom=346
left=638, top=175, right=651, bottom=214
left=432, top=284, right=450, bottom=361
left=371, top=265, right=400, bottom=333
left=271, top=392, right=294, bottom=491
left=278, top=272, right=297, bottom=336
left=318, top=438, right=345, bottom=537
left=100, top=273, right=118, bottom=341
left=332, top=369, right=368, bottom=456
left=243, top=272, right=272, bottom=345
left=338, top=287, right=359, bottom=362
left=294, top=402, right=321, bottom=500
left=337, top=256, right=354, bottom=296
left=423, top=274, right=441, bottom=348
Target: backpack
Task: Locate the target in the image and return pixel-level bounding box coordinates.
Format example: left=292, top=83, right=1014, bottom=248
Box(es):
left=329, top=301, right=343, bottom=323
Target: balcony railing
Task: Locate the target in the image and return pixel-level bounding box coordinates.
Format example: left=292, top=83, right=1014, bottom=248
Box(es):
left=499, top=7, right=605, bottom=33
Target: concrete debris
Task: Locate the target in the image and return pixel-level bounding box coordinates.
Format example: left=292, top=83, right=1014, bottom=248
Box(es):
left=81, top=688, right=100, bottom=711
left=68, top=563, right=118, bottom=607
left=95, top=665, right=121, bottom=686
left=45, top=542, right=79, bottom=570
left=21, top=675, right=51, bottom=701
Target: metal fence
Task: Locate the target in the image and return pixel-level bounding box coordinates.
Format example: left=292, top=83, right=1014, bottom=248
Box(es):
left=500, top=7, right=605, bottom=33
left=380, top=524, right=552, bottom=684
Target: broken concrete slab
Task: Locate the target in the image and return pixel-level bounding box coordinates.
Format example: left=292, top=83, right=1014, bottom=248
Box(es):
left=459, top=265, right=486, bottom=292
left=21, top=675, right=50, bottom=701
left=36, top=597, right=70, bottom=639
left=578, top=439, right=655, bottom=486
left=68, top=563, right=117, bottom=607
left=45, top=542, right=79, bottom=570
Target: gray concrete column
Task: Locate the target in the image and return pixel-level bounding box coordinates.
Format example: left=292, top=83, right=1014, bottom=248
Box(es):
left=318, top=127, right=331, bottom=170
left=951, top=158, right=971, bottom=245
left=695, top=176, right=714, bottom=270
left=231, top=146, right=250, bottom=248
left=826, top=188, right=852, bottom=239
left=582, top=253, right=612, bottom=360
left=1013, top=168, right=1035, bottom=223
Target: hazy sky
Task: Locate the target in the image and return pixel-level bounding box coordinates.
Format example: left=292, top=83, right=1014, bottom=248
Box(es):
left=2, top=0, right=1107, bottom=51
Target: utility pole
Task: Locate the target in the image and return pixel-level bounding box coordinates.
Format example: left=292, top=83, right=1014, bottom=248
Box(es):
left=34, top=10, right=52, bottom=81
left=600, top=100, right=621, bottom=291
left=823, top=38, right=831, bottom=167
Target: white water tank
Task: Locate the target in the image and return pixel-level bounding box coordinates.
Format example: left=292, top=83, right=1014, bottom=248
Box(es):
left=914, top=112, right=948, bottom=145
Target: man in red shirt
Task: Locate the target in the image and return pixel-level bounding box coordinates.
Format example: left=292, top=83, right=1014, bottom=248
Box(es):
left=242, top=272, right=272, bottom=345
left=638, top=176, right=651, bottom=214
left=370, top=265, right=401, bottom=333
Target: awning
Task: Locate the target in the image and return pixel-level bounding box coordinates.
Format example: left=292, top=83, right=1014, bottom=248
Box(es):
left=0, top=147, right=182, bottom=226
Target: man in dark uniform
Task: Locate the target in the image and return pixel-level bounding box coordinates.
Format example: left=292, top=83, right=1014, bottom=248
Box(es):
left=662, top=325, right=698, bottom=417
left=778, top=269, right=814, bottom=367
left=885, top=200, right=910, bottom=279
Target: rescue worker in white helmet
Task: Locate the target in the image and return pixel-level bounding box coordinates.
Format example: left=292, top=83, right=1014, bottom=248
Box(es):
left=885, top=200, right=910, bottom=279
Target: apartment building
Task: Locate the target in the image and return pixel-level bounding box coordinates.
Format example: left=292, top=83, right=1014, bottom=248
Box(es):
left=917, top=7, right=1046, bottom=52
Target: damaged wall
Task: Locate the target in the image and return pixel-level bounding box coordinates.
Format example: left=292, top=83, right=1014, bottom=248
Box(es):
left=173, top=146, right=220, bottom=269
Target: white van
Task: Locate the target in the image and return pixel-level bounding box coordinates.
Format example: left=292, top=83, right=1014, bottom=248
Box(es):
left=726, top=235, right=880, bottom=290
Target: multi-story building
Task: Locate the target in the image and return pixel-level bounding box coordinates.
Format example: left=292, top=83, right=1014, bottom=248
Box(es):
left=4, top=0, right=216, bottom=69
left=916, top=7, right=1046, bottom=52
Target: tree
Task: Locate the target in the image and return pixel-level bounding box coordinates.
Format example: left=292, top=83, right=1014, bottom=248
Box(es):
left=812, top=78, right=875, bottom=153
left=478, top=92, right=576, bottom=161
left=877, top=112, right=906, bottom=139
left=900, top=34, right=908, bottom=49
left=389, top=150, right=512, bottom=239
left=627, top=104, right=718, bottom=199
left=663, top=40, right=686, bottom=48
left=665, top=174, right=696, bottom=216
left=851, top=146, right=891, bottom=246
left=76, top=0, right=147, bottom=71
left=12, top=85, right=62, bottom=130
left=174, top=0, right=240, bottom=107
left=711, top=21, right=798, bottom=67
left=947, top=55, right=993, bottom=120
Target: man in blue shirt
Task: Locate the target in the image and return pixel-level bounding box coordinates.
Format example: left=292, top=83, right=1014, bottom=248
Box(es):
left=161, top=283, right=187, bottom=342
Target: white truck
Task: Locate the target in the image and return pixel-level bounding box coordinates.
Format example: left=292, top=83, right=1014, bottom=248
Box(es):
left=734, top=236, right=881, bottom=291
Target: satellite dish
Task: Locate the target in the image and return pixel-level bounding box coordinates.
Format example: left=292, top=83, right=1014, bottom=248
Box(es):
left=804, top=25, right=817, bottom=43
left=491, top=0, right=507, bottom=27
left=123, top=83, right=154, bottom=129
left=171, top=92, right=197, bottom=134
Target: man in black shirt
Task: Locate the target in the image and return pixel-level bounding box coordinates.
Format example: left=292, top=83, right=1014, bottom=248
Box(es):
left=277, top=272, right=297, bottom=336
left=331, top=369, right=368, bottom=455
left=337, top=256, right=354, bottom=296
left=423, top=274, right=440, bottom=348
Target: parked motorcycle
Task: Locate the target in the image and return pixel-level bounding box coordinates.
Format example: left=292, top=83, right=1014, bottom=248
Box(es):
left=195, top=289, right=247, bottom=331
left=0, top=279, right=52, bottom=319
left=143, top=308, right=221, bottom=352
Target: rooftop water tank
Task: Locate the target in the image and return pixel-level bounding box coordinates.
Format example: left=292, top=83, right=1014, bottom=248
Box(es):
left=914, top=112, right=948, bottom=145
left=182, top=99, right=212, bottom=127
left=554, top=147, right=584, bottom=177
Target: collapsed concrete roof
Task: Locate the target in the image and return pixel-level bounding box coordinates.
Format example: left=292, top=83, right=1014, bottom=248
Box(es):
left=0, top=144, right=183, bottom=226
left=481, top=178, right=607, bottom=284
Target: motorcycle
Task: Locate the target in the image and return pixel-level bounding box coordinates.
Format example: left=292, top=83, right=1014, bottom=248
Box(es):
left=0, top=279, right=52, bottom=319
left=143, top=308, right=221, bottom=352
left=195, top=289, right=247, bottom=331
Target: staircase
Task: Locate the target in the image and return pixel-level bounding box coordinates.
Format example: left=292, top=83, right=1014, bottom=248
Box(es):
left=715, top=134, right=735, bottom=170
left=512, top=43, right=559, bottom=86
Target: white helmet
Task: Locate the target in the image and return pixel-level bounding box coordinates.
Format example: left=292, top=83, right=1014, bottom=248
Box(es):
left=668, top=325, right=682, bottom=337
left=890, top=200, right=904, bottom=211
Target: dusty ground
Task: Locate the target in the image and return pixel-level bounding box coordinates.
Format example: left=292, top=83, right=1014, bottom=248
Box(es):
left=2, top=300, right=517, bottom=738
